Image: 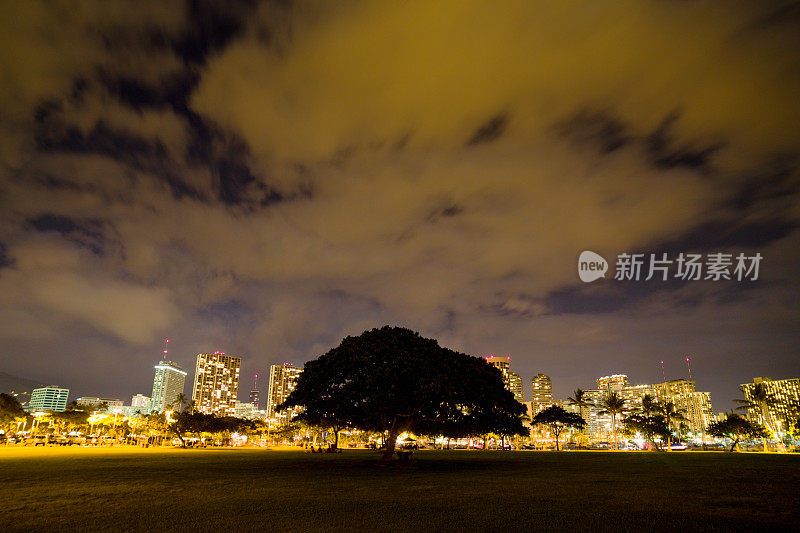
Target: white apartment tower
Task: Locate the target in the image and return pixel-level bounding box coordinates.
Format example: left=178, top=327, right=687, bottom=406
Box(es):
left=150, top=361, right=187, bottom=413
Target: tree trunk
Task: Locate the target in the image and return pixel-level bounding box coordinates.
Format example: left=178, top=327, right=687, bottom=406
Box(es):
left=382, top=425, right=400, bottom=461
left=612, top=416, right=617, bottom=450
left=333, top=429, right=339, bottom=449
left=554, top=429, right=560, bottom=451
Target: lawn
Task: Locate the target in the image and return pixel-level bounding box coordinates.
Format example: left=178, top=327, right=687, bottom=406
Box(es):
left=1, top=447, right=798, bottom=532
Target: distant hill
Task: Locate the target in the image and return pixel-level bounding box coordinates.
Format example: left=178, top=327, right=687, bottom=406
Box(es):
left=0, top=372, right=48, bottom=403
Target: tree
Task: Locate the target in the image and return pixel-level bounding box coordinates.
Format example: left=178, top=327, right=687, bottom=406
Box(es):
left=735, top=383, right=780, bottom=447
left=622, top=413, right=669, bottom=450
left=50, top=409, right=90, bottom=435
left=143, top=411, right=168, bottom=443
left=288, top=378, right=355, bottom=449
left=641, top=394, right=659, bottom=416
left=531, top=406, right=586, bottom=451
left=660, top=400, right=687, bottom=451
left=0, top=393, right=28, bottom=433
left=272, top=422, right=301, bottom=444
left=169, top=411, right=253, bottom=447
left=707, top=413, right=769, bottom=452
left=567, top=389, right=593, bottom=445
left=279, top=326, right=527, bottom=461
left=598, top=392, right=627, bottom=450
left=788, top=399, right=800, bottom=439
left=176, top=393, right=190, bottom=414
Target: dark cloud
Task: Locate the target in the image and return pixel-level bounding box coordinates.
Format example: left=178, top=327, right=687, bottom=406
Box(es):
left=27, top=214, right=107, bottom=255
left=725, top=155, right=800, bottom=212
left=645, top=112, right=723, bottom=171
left=555, top=109, right=630, bottom=154
left=1, top=0, right=799, bottom=411
left=657, top=217, right=797, bottom=252
left=0, top=243, right=13, bottom=269
left=467, top=114, right=508, bottom=146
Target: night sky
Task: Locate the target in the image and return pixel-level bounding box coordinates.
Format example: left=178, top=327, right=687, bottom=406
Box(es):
left=1, top=1, right=799, bottom=411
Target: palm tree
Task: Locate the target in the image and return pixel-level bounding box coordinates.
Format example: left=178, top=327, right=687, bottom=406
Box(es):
left=567, top=389, right=593, bottom=446
left=641, top=394, right=658, bottom=416
left=598, top=392, right=627, bottom=450
left=735, top=384, right=779, bottom=430
left=567, top=389, right=593, bottom=416
left=176, top=393, right=189, bottom=413
left=735, top=384, right=780, bottom=451
left=660, top=400, right=687, bottom=451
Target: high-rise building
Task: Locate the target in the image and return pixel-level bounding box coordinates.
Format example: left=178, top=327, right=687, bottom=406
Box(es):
left=653, top=379, right=714, bottom=435
left=150, top=360, right=187, bottom=413
left=27, top=386, right=69, bottom=412
left=249, top=389, right=260, bottom=409
left=654, top=379, right=695, bottom=399
left=597, top=374, right=629, bottom=394
left=267, top=363, right=303, bottom=423
left=192, top=352, right=241, bottom=416
left=131, top=394, right=150, bottom=409
left=531, top=374, right=553, bottom=412
left=485, top=356, right=524, bottom=403
left=619, top=384, right=655, bottom=413
left=508, top=372, right=524, bottom=403
left=741, top=377, right=800, bottom=432
left=582, top=388, right=608, bottom=438
left=673, top=391, right=714, bottom=435
left=249, top=373, right=260, bottom=409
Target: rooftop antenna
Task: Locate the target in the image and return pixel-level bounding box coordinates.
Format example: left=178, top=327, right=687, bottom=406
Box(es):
left=254, top=373, right=259, bottom=390
left=685, top=356, right=693, bottom=382
left=659, top=360, right=666, bottom=383
left=162, top=338, right=169, bottom=361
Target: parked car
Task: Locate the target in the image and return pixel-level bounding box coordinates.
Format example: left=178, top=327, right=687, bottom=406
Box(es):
left=669, top=442, right=688, bottom=451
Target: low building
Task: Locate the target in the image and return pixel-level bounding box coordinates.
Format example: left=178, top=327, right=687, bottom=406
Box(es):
left=75, top=397, right=124, bottom=412
left=131, top=394, right=150, bottom=409
left=27, top=386, right=69, bottom=412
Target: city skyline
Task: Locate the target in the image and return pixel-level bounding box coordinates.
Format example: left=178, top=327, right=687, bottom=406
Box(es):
left=12, top=334, right=800, bottom=448
left=1, top=1, right=799, bottom=414
left=11, top=344, right=782, bottom=416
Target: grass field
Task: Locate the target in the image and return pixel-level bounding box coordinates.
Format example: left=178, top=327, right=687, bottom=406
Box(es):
left=1, top=447, right=798, bottom=532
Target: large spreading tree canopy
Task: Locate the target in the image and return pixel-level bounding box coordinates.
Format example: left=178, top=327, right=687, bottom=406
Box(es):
left=279, top=326, right=528, bottom=460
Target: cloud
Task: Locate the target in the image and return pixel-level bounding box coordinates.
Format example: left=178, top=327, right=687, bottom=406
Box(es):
left=0, top=0, right=798, bottom=406
left=193, top=0, right=800, bottom=164
left=0, top=238, right=178, bottom=344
